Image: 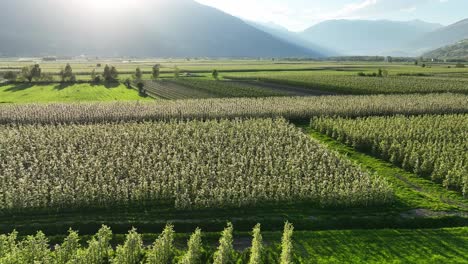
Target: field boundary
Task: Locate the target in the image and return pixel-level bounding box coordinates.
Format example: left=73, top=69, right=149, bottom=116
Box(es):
left=303, top=126, right=468, bottom=212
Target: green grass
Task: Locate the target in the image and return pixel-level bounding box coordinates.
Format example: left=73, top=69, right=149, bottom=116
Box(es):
left=291, top=227, right=468, bottom=263
left=37, top=227, right=468, bottom=264
left=304, top=127, right=467, bottom=212
left=0, top=83, right=150, bottom=103
left=311, top=115, right=467, bottom=196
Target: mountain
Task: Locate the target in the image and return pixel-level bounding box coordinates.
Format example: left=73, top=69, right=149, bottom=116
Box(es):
left=300, top=19, right=442, bottom=56
left=422, top=39, right=468, bottom=60
left=245, top=21, right=336, bottom=57
left=408, top=19, right=468, bottom=55
left=0, top=0, right=319, bottom=58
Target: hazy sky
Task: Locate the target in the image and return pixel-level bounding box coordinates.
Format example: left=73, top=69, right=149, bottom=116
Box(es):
left=195, top=0, right=468, bottom=31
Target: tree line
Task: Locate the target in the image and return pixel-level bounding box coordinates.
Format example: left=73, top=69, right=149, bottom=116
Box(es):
left=0, top=64, right=163, bottom=84
left=0, top=222, right=295, bottom=263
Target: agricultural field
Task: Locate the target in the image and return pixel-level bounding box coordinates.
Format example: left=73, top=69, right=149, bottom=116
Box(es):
left=0, top=93, right=466, bottom=125
left=140, top=78, right=336, bottom=100
left=225, top=71, right=468, bottom=95
left=171, top=79, right=289, bottom=98
left=141, top=79, right=289, bottom=99
left=0, top=83, right=148, bottom=104
left=1, top=59, right=466, bottom=75
left=0, top=60, right=467, bottom=263
left=2, top=60, right=468, bottom=101
left=312, top=114, right=468, bottom=196
left=142, top=80, right=216, bottom=99
left=0, top=118, right=391, bottom=211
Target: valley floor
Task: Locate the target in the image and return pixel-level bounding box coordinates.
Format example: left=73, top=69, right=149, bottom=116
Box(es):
left=0, top=60, right=467, bottom=263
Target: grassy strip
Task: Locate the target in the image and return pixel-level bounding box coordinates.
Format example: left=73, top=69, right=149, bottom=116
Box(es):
left=2, top=210, right=466, bottom=237
left=304, top=127, right=467, bottom=211
left=38, top=227, right=468, bottom=264
left=292, top=227, right=468, bottom=263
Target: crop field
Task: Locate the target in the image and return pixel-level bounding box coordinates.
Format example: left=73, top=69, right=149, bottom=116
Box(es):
left=225, top=71, right=468, bottom=94
left=171, top=79, right=289, bottom=98
left=2, top=60, right=468, bottom=102
left=0, top=93, right=466, bottom=125
left=0, top=83, right=148, bottom=103
left=142, top=80, right=216, bottom=99
left=0, top=118, right=392, bottom=212
left=312, top=114, right=468, bottom=196
left=0, top=60, right=467, bottom=263
left=1, top=59, right=466, bottom=75
left=141, top=79, right=289, bottom=99
left=0, top=59, right=389, bottom=75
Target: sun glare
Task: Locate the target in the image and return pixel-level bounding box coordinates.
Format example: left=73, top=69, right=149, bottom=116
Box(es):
left=81, top=0, right=138, bottom=11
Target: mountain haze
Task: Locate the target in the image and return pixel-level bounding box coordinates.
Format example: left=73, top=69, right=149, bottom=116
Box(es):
left=422, top=39, right=468, bottom=60
left=300, top=19, right=442, bottom=56
left=408, top=19, right=468, bottom=55
left=0, top=0, right=319, bottom=58
left=245, top=21, right=336, bottom=57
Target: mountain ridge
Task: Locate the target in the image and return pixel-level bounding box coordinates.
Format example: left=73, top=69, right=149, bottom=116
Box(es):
left=407, top=18, right=468, bottom=55
left=0, top=0, right=319, bottom=58
left=422, top=39, right=468, bottom=60
left=244, top=20, right=336, bottom=57
left=299, top=19, right=443, bottom=56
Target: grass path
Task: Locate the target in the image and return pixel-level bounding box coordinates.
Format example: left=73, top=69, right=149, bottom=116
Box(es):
left=303, top=126, right=468, bottom=212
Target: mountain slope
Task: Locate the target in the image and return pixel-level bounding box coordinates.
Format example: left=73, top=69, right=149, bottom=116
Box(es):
left=245, top=21, right=336, bottom=56
left=409, top=19, right=468, bottom=55
left=300, top=19, right=442, bottom=56
left=0, top=0, right=318, bottom=58
left=422, top=39, right=468, bottom=60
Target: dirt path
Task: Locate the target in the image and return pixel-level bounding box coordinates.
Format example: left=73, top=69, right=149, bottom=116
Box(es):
left=395, top=174, right=468, bottom=211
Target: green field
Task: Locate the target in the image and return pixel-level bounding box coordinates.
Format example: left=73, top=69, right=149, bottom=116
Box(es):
left=2, top=226, right=467, bottom=263
left=2, top=60, right=468, bottom=102
left=0, top=83, right=148, bottom=103
left=312, top=114, right=468, bottom=196
left=224, top=71, right=468, bottom=94
left=1, top=59, right=466, bottom=75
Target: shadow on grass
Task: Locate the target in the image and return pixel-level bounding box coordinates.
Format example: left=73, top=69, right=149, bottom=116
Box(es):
left=3, top=81, right=122, bottom=92
left=4, top=83, right=35, bottom=92
left=53, top=82, right=120, bottom=90
left=54, top=83, right=75, bottom=90
left=300, top=228, right=468, bottom=263
left=103, top=82, right=120, bottom=89
left=88, top=81, right=121, bottom=88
